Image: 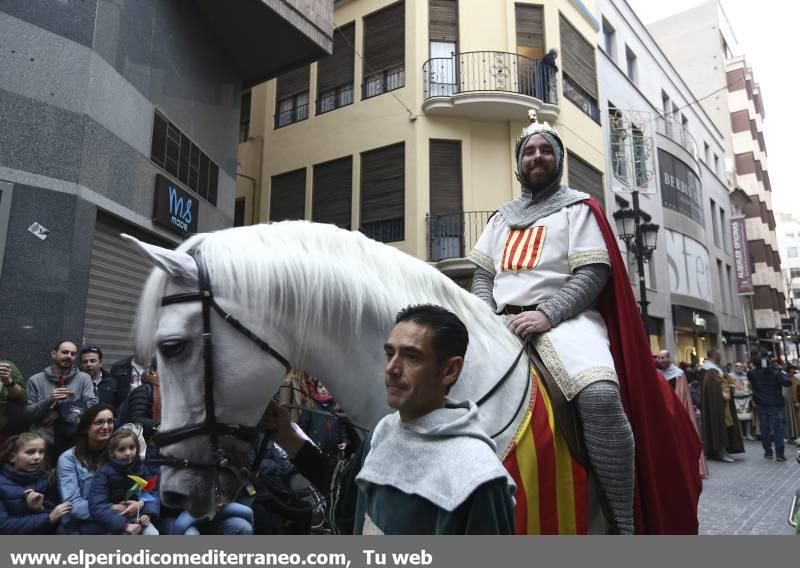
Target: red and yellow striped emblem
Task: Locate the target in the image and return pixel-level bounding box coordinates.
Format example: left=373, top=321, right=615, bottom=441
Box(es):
left=502, top=367, right=589, bottom=534
left=501, top=226, right=547, bottom=272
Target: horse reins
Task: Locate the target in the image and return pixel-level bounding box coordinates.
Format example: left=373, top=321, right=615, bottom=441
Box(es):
left=148, top=253, right=293, bottom=478
left=477, top=336, right=532, bottom=439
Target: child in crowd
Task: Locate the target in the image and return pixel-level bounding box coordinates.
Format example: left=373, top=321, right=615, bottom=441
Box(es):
left=0, top=433, right=72, bottom=534
left=88, top=430, right=159, bottom=535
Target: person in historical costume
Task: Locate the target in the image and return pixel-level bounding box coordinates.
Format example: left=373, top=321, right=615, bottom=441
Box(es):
left=700, top=349, right=745, bottom=462
left=468, top=111, right=702, bottom=534
left=656, top=351, right=709, bottom=478
left=730, top=361, right=754, bottom=440
left=782, top=363, right=800, bottom=444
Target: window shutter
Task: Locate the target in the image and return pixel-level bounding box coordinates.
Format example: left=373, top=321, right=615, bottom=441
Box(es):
left=313, top=157, right=352, bottom=229
left=270, top=169, right=306, bottom=222
left=276, top=65, right=310, bottom=100
left=429, top=140, right=462, bottom=216
left=559, top=15, right=597, bottom=99
left=429, top=0, right=458, bottom=43
left=318, top=23, right=355, bottom=94
left=364, top=1, right=405, bottom=72
left=515, top=4, right=544, bottom=52
left=567, top=151, right=604, bottom=207
left=361, top=143, right=405, bottom=225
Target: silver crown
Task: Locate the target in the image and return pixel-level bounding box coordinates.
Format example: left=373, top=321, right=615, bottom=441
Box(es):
left=518, top=110, right=560, bottom=142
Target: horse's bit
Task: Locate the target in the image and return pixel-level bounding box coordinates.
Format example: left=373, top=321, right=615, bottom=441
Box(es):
left=147, top=253, right=292, bottom=478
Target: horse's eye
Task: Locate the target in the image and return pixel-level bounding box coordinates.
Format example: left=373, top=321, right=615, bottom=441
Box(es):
left=159, top=340, right=186, bottom=358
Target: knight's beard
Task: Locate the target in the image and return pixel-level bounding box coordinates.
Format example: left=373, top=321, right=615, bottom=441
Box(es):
left=524, top=171, right=558, bottom=193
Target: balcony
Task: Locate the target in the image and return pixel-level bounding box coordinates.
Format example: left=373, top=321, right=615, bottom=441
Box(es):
left=426, top=211, right=493, bottom=277
left=422, top=51, right=559, bottom=123
left=655, top=116, right=700, bottom=167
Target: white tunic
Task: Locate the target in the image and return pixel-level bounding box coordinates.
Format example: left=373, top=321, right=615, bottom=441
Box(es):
left=469, top=202, right=617, bottom=401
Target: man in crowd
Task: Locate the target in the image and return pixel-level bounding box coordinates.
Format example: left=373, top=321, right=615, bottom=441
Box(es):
left=656, top=350, right=685, bottom=389
left=748, top=349, right=793, bottom=461
left=109, top=353, right=149, bottom=406
left=25, top=340, right=98, bottom=458
left=467, top=110, right=701, bottom=534
left=79, top=347, right=123, bottom=408
left=264, top=304, right=516, bottom=534
left=730, top=361, right=754, bottom=440
left=700, top=348, right=744, bottom=462
left=0, top=359, right=28, bottom=445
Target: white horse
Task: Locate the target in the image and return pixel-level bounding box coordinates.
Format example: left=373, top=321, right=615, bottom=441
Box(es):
left=126, top=221, right=586, bottom=529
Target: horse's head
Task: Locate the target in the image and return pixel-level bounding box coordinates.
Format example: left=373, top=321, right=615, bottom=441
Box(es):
left=124, top=234, right=292, bottom=518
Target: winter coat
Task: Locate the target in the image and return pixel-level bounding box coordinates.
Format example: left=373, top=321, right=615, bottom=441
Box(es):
left=124, top=383, right=159, bottom=438
left=0, top=361, right=28, bottom=435
left=25, top=366, right=97, bottom=444
left=748, top=367, right=792, bottom=408
left=91, top=370, right=124, bottom=409
left=0, top=464, right=59, bottom=534
left=89, top=459, right=159, bottom=533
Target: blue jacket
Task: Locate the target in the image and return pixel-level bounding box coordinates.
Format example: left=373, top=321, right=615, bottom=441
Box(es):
left=748, top=367, right=792, bottom=408
left=57, top=447, right=104, bottom=534
left=89, top=459, right=159, bottom=533
left=0, top=464, right=59, bottom=534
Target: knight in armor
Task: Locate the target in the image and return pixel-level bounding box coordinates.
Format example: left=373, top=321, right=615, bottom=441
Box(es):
left=468, top=111, right=701, bottom=534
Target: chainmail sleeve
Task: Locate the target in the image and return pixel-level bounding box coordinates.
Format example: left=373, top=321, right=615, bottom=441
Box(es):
left=537, top=263, right=609, bottom=327
left=574, top=381, right=635, bottom=534
left=471, top=267, right=497, bottom=312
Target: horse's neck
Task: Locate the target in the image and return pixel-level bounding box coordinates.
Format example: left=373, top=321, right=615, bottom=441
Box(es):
left=282, top=279, right=528, bottom=453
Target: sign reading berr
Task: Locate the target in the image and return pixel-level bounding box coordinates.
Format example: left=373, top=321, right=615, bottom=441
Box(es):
left=153, top=174, right=198, bottom=236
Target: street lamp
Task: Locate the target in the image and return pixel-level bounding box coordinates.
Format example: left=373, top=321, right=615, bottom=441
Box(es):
left=614, top=195, right=660, bottom=331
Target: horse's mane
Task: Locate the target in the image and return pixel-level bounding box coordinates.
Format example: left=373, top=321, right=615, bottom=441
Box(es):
left=135, top=221, right=514, bottom=363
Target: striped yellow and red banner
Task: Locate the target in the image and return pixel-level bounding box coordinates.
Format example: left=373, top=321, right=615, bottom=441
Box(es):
left=503, top=368, right=589, bottom=534
left=501, top=226, right=547, bottom=272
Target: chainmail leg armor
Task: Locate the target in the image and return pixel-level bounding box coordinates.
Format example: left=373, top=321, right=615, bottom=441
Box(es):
left=574, top=381, right=635, bottom=534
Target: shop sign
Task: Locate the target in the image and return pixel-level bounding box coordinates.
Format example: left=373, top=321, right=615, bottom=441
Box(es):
left=665, top=229, right=712, bottom=302
left=153, top=174, right=198, bottom=236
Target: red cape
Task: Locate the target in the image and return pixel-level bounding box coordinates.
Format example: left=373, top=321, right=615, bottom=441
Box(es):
left=585, top=198, right=702, bottom=534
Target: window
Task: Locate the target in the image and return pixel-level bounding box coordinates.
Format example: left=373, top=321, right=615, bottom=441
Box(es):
left=429, top=0, right=459, bottom=97
left=317, top=23, right=355, bottom=115
left=429, top=140, right=463, bottom=261
left=717, top=259, right=727, bottom=313
left=789, top=247, right=799, bottom=258
left=722, top=35, right=733, bottom=59
left=567, top=152, right=604, bottom=207
left=312, top=157, right=352, bottom=229
left=703, top=142, right=710, bottom=164
left=360, top=143, right=405, bottom=243
left=150, top=110, right=219, bottom=206
left=363, top=1, right=405, bottom=99
left=239, top=92, right=251, bottom=143
left=661, top=91, right=672, bottom=137
left=560, top=15, right=599, bottom=122
left=270, top=169, right=306, bottom=222
left=632, top=124, right=648, bottom=187
left=720, top=208, right=728, bottom=252
left=275, top=66, right=310, bottom=128
left=710, top=198, right=719, bottom=247
left=516, top=3, right=545, bottom=60
left=625, top=45, right=637, bottom=82
left=608, top=105, right=626, bottom=181
left=234, top=198, right=246, bottom=227
left=601, top=17, right=616, bottom=59
left=726, top=264, right=735, bottom=310
left=713, top=154, right=720, bottom=175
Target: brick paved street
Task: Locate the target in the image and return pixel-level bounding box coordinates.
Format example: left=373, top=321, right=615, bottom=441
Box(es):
left=698, top=439, right=799, bottom=534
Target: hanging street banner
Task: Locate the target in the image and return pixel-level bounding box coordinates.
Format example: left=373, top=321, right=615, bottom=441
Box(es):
left=730, top=216, right=754, bottom=295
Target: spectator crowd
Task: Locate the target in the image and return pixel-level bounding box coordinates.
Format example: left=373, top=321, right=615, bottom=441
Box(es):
left=0, top=340, right=352, bottom=535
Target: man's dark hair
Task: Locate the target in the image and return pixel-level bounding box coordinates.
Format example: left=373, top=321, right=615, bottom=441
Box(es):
left=707, top=348, right=720, bottom=358
left=80, top=346, right=103, bottom=360
left=394, top=304, right=469, bottom=364
left=52, top=339, right=78, bottom=352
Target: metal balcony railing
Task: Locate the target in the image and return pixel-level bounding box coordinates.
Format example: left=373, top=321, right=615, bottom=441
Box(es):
left=427, top=211, right=494, bottom=262
left=274, top=104, right=309, bottom=129
left=656, top=116, right=700, bottom=163
left=422, top=51, right=558, bottom=105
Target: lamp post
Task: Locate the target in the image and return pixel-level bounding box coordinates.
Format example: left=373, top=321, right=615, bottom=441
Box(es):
left=614, top=192, right=660, bottom=333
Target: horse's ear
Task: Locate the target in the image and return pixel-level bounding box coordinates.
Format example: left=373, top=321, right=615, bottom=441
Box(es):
left=121, top=234, right=198, bottom=281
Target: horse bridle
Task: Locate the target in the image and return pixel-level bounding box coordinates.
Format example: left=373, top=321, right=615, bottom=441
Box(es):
left=147, top=253, right=293, bottom=477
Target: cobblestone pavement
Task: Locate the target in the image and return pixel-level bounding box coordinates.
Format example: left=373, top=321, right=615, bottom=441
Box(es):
left=698, top=439, right=799, bottom=534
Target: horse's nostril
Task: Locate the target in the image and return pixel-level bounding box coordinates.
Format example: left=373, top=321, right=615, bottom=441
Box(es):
left=162, top=490, right=188, bottom=510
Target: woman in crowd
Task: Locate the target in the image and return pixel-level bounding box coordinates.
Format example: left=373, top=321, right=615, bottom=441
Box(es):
left=89, top=430, right=159, bottom=535
left=56, top=404, right=119, bottom=534
left=0, top=433, right=72, bottom=534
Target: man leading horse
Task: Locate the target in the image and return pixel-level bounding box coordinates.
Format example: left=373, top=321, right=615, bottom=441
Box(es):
left=469, top=111, right=702, bottom=534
